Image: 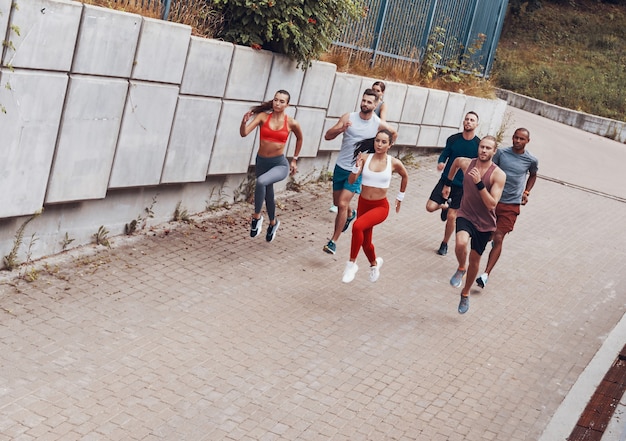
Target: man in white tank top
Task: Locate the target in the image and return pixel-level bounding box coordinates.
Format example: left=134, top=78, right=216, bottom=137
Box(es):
left=322, top=89, right=397, bottom=255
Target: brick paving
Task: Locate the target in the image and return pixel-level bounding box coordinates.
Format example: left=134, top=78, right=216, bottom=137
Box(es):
left=1, top=110, right=625, bottom=440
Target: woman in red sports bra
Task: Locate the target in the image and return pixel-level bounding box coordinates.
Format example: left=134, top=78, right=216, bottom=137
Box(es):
left=240, top=90, right=303, bottom=242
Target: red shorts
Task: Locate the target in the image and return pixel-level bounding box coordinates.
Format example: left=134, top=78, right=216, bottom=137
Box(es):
left=495, top=203, right=521, bottom=234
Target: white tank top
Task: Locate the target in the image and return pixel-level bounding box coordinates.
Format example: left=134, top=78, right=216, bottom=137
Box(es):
left=361, top=154, right=392, bottom=189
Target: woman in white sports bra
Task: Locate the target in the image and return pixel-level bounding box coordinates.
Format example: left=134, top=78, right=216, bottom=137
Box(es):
left=341, top=129, right=409, bottom=284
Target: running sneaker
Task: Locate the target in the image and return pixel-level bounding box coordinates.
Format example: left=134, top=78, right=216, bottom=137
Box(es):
left=266, top=220, right=280, bottom=242
left=450, top=269, right=466, bottom=288
left=323, top=240, right=336, bottom=254
left=369, top=257, right=384, bottom=282
left=458, top=295, right=470, bottom=314
left=476, top=273, right=489, bottom=289
left=342, top=261, right=359, bottom=283
left=342, top=209, right=356, bottom=232
left=437, top=242, right=448, bottom=256
left=250, top=216, right=263, bottom=238
left=440, top=198, right=451, bottom=221
left=329, top=205, right=338, bottom=213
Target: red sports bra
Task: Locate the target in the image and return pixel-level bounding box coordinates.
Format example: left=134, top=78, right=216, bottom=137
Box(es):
left=259, top=113, right=289, bottom=144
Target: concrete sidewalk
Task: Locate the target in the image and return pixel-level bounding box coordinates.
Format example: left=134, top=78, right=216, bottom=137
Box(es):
left=0, top=108, right=625, bottom=440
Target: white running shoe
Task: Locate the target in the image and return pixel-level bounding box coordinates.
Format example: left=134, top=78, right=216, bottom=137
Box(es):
left=369, top=257, right=384, bottom=282
left=342, top=261, right=359, bottom=283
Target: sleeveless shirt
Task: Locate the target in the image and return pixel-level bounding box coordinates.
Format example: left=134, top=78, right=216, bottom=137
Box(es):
left=361, top=154, right=392, bottom=189
left=259, top=113, right=289, bottom=144
left=335, top=112, right=381, bottom=171
left=457, top=159, right=498, bottom=232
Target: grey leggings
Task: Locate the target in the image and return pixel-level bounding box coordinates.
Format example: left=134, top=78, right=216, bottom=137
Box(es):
left=255, top=154, right=289, bottom=220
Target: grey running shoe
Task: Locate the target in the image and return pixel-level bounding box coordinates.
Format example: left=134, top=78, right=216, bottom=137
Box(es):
left=450, top=269, right=466, bottom=288
left=476, top=273, right=488, bottom=288
left=250, top=216, right=263, bottom=238
left=266, top=220, right=280, bottom=242
left=437, top=242, right=448, bottom=256
left=323, top=240, right=336, bottom=254
left=342, top=209, right=356, bottom=232
left=458, top=295, right=469, bottom=314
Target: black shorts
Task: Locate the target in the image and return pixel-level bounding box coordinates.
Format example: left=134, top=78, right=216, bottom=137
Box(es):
left=429, top=178, right=463, bottom=210
left=456, top=217, right=493, bottom=255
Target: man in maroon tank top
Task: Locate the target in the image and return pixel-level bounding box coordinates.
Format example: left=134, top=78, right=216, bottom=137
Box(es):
left=442, top=136, right=507, bottom=314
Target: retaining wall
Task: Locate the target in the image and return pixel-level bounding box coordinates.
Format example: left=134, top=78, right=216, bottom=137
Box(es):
left=497, top=89, right=626, bottom=144
left=0, top=0, right=507, bottom=266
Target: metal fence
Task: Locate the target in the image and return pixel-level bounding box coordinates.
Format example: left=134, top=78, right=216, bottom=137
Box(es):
left=113, top=0, right=508, bottom=77
left=335, top=0, right=509, bottom=76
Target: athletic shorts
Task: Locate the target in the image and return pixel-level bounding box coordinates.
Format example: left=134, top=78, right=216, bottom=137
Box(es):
left=495, top=203, right=521, bottom=234
left=456, top=216, right=493, bottom=256
left=332, top=164, right=362, bottom=194
left=429, top=178, right=463, bottom=210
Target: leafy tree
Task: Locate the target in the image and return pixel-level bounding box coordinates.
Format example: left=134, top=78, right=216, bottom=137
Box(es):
left=212, top=0, right=365, bottom=68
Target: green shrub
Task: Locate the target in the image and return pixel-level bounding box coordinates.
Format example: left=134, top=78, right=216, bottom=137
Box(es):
left=212, top=0, right=365, bottom=68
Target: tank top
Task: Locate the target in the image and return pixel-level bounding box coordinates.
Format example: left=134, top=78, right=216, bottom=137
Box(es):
left=336, top=112, right=382, bottom=170
left=457, top=159, right=498, bottom=232
left=259, top=113, right=289, bottom=144
left=361, top=154, right=392, bottom=189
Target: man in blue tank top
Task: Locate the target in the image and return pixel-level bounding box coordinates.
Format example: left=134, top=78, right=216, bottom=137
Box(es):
left=322, top=89, right=397, bottom=255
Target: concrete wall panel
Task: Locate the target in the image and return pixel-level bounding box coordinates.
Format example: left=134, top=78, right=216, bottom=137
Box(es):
left=287, top=107, right=326, bottom=158
left=131, top=17, right=191, bottom=84
left=180, top=37, right=233, bottom=97
left=46, top=75, right=128, bottom=204
left=265, top=55, right=304, bottom=104
left=401, top=86, right=429, bottom=124
left=0, top=69, right=68, bottom=218
left=3, top=0, right=81, bottom=71
left=381, top=81, right=407, bottom=123
left=417, top=126, right=441, bottom=148
left=299, top=61, right=336, bottom=109
left=422, top=89, right=449, bottom=126
left=319, top=118, right=342, bottom=151
left=208, top=101, right=256, bottom=175
left=72, top=5, right=141, bottom=78
left=327, top=73, right=361, bottom=117
left=442, top=93, right=467, bottom=128
left=161, top=96, right=222, bottom=184
left=437, top=127, right=459, bottom=147
left=0, top=0, right=11, bottom=48
left=465, top=96, right=496, bottom=137
left=109, top=81, right=179, bottom=188
left=224, top=46, right=273, bottom=101
left=396, top=124, right=420, bottom=146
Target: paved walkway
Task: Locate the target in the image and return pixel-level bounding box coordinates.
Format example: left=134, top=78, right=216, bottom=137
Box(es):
left=0, top=107, right=625, bottom=440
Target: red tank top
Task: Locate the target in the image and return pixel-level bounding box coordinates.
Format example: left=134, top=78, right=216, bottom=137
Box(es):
left=457, top=159, right=498, bottom=232
left=259, top=113, right=289, bottom=144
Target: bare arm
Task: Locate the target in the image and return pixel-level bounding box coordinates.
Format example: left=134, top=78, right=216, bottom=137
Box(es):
left=289, top=118, right=304, bottom=175
left=379, top=120, right=398, bottom=143
left=348, top=153, right=366, bottom=184
left=325, top=113, right=351, bottom=140
left=392, top=157, right=409, bottom=213
left=240, top=111, right=265, bottom=137
left=441, top=157, right=470, bottom=200
left=521, top=172, right=537, bottom=205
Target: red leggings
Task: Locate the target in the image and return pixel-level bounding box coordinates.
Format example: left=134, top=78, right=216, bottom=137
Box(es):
left=350, top=196, right=389, bottom=261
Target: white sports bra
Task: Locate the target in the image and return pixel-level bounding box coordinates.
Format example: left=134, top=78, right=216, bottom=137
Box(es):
left=361, top=154, right=392, bottom=189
